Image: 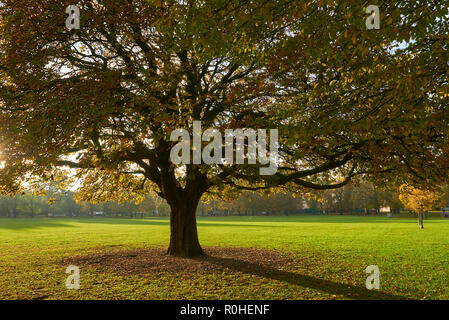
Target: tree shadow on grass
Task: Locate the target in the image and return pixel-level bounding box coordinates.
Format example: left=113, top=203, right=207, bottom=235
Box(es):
left=0, top=217, right=290, bottom=231
left=0, top=218, right=75, bottom=230
left=69, top=246, right=408, bottom=300
left=197, top=254, right=408, bottom=300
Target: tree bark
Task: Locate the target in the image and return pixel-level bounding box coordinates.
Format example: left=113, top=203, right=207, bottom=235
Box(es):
left=167, top=196, right=204, bottom=257
left=418, top=211, right=424, bottom=229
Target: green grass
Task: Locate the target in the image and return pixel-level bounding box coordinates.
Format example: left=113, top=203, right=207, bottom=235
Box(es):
left=1, top=215, right=449, bottom=300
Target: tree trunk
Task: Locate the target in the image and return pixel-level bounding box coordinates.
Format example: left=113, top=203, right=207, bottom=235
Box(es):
left=13, top=198, right=17, bottom=218
left=167, top=198, right=204, bottom=257
left=418, top=211, right=424, bottom=229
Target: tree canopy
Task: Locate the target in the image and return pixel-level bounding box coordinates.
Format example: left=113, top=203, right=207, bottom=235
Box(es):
left=399, top=184, right=444, bottom=213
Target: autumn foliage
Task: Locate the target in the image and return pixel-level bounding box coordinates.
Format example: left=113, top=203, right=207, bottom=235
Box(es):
left=399, top=184, right=444, bottom=229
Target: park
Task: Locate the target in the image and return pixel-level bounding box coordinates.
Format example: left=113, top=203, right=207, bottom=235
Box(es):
left=0, top=0, right=448, bottom=303
left=1, top=214, right=448, bottom=300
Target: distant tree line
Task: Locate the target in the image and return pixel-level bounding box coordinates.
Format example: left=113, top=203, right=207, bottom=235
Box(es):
left=1, top=183, right=447, bottom=218
left=0, top=187, right=162, bottom=218
left=197, top=183, right=406, bottom=216
left=199, top=183, right=449, bottom=217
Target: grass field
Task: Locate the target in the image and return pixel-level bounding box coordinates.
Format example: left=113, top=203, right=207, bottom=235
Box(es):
left=1, top=215, right=449, bottom=300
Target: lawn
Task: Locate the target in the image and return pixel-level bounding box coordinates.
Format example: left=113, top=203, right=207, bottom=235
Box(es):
left=0, top=215, right=448, bottom=300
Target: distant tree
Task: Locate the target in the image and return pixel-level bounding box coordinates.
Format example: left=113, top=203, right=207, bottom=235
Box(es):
left=136, top=197, right=156, bottom=218
left=349, top=182, right=401, bottom=214
left=0, top=196, right=17, bottom=217
left=333, top=185, right=354, bottom=214
left=399, top=184, right=444, bottom=229
left=222, top=191, right=301, bottom=216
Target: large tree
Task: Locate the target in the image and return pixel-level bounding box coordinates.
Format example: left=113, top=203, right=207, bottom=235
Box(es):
left=0, top=1, right=448, bottom=256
